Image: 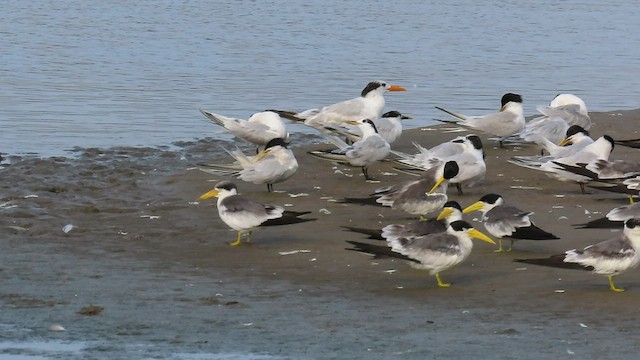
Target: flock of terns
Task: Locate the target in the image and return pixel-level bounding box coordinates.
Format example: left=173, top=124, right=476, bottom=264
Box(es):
left=195, top=80, right=640, bottom=292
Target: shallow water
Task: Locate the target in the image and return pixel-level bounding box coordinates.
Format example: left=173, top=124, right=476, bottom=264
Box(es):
left=2, top=0, right=639, bottom=157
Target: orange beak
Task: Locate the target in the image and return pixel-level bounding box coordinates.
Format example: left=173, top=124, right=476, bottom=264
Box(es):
left=388, top=85, right=407, bottom=92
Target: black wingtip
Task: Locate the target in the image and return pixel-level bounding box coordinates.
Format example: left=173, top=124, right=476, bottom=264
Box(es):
left=509, top=224, right=560, bottom=240
left=341, top=226, right=384, bottom=241
left=515, top=255, right=593, bottom=271
left=572, top=217, right=624, bottom=229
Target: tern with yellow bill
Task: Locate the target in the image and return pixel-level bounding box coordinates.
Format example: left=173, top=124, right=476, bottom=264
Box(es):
left=197, top=181, right=314, bottom=246
left=463, top=193, right=559, bottom=252
left=308, top=119, right=390, bottom=180
left=346, top=220, right=495, bottom=288
left=516, top=219, right=640, bottom=292
left=342, top=161, right=459, bottom=218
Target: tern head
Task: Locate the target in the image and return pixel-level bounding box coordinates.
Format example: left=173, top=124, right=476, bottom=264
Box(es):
left=361, top=80, right=407, bottom=97
left=559, top=125, right=589, bottom=146
left=466, top=135, right=483, bottom=150
left=500, top=93, right=523, bottom=111
left=448, top=220, right=496, bottom=245
left=463, top=193, right=503, bottom=214
left=427, top=161, right=459, bottom=194
left=382, top=111, right=412, bottom=120
left=437, top=201, right=463, bottom=221
left=265, top=138, right=289, bottom=150
left=198, top=181, right=238, bottom=201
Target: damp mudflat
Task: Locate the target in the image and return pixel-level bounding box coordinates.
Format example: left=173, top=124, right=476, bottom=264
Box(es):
left=1, top=111, right=640, bottom=359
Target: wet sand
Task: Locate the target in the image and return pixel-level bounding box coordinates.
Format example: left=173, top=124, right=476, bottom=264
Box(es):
left=1, top=110, right=640, bottom=359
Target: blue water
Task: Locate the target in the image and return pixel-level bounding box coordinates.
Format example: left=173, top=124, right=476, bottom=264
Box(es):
left=1, top=0, right=639, bottom=157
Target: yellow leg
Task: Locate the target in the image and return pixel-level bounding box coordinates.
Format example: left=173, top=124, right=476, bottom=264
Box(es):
left=229, top=231, right=243, bottom=246
left=419, top=215, right=427, bottom=221
left=493, top=239, right=505, bottom=253
left=506, top=240, right=514, bottom=252
left=629, top=195, right=635, bottom=205
left=435, top=273, right=451, bottom=288
left=608, top=275, right=625, bottom=292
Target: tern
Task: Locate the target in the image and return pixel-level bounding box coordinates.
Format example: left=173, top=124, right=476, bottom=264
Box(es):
left=574, top=203, right=640, bottom=229
left=435, top=93, right=525, bottom=147
left=199, top=109, right=288, bottom=149
left=346, top=220, right=495, bottom=288
left=198, top=138, right=298, bottom=192
left=393, top=134, right=485, bottom=194
left=197, top=181, right=314, bottom=246
left=342, top=161, right=459, bottom=218
left=328, top=111, right=412, bottom=145
left=270, top=80, right=406, bottom=132
left=463, top=193, right=559, bottom=252
left=508, top=135, right=615, bottom=193
left=308, top=119, right=390, bottom=180
left=516, top=218, right=640, bottom=292
left=342, top=201, right=463, bottom=241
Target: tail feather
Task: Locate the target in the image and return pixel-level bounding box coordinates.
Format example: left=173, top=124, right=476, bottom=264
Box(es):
left=345, top=240, right=417, bottom=263
left=509, top=224, right=559, bottom=240
left=573, top=217, right=624, bottom=229
left=434, top=106, right=467, bottom=121
left=267, top=109, right=304, bottom=122
left=615, top=138, right=640, bottom=149
left=198, top=108, right=226, bottom=126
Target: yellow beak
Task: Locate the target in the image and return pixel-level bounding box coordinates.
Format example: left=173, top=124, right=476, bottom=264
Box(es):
left=468, top=229, right=496, bottom=244
left=254, top=148, right=271, bottom=162
left=198, top=188, right=220, bottom=201
left=462, top=201, right=485, bottom=214
left=558, top=137, right=571, bottom=146
left=437, top=207, right=453, bottom=221
left=388, top=85, right=407, bottom=92
left=427, top=177, right=446, bottom=194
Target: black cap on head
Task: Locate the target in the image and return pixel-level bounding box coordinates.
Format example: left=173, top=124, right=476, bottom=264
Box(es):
left=467, top=135, right=483, bottom=150
left=382, top=110, right=401, bottom=118
left=443, top=201, right=462, bottom=212
left=215, top=180, right=237, bottom=192
left=362, top=119, right=378, bottom=133
left=603, top=135, right=615, bottom=150
left=265, top=138, right=289, bottom=149
left=449, top=220, right=473, bottom=232
left=566, top=125, right=588, bottom=137
left=361, top=81, right=385, bottom=97
left=625, top=218, right=640, bottom=229
left=443, top=161, right=459, bottom=179
left=479, top=193, right=502, bottom=204
left=501, top=93, right=523, bottom=106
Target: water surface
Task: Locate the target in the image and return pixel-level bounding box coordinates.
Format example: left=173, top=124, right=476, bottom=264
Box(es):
left=1, top=0, right=639, bottom=156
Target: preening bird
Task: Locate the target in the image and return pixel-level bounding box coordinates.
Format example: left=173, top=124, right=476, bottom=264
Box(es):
left=516, top=218, right=640, bottom=292
left=435, top=93, right=525, bottom=147
left=198, top=109, right=288, bottom=149
left=393, top=134, right=485, bottom=194
left=346, top=220, right=495, bottom=288
left=197, top=181, right=314, bottom=246
left=342, top=161, right=459, bottom=218
left=307, top=119, right=390, bottom=180
left=463, top=193, right=559, bottom=252
left=198, top=138, right=298, bottom=192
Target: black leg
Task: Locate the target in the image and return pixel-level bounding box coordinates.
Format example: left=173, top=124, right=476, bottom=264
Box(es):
left=456, top=183, right=463, bottom=195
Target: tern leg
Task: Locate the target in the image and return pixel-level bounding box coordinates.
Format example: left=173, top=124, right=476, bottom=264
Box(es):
left=435, top=273, right=451, bottom=288
left=629, top=195, right=635, bottom=205
left=506, top=239, right=514, bottom=252
left=579, top=183, right=587, bottom=194
left=493, top=239, right=505, bottom=253
left=608, top=276, right=625, bottom=292
left=419, top=215, right=427, bottom=221
left=362, top=167, right=373, bottom=180
left=267, top=183, right=273, bottom=192
left=456, top=183, right=463, bottom=195
left=229, top=231, right=243, bottom=246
